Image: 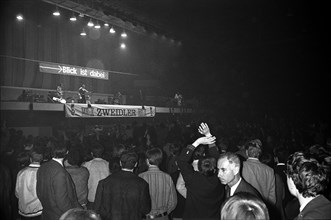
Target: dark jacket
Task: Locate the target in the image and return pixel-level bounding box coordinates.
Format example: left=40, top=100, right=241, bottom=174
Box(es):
left=232, top=178, right=262, bottom=199
left=177, top=145, right=225, bottom=220
left=94, top=169, right=151, bottom=220
left=295, top=195, right=331, bottom=220
left=36, top=159, right=81, bottom=220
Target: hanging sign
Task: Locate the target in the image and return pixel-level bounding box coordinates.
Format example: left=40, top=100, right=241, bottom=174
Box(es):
left=65, top=103, right=155, bottom=118
left=39, top=62, right=109, bottom=80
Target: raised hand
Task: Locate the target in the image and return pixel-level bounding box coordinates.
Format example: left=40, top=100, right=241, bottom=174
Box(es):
left=192, top=136, right=216, bottom=147
left=198, top=122, right=212, bottom=137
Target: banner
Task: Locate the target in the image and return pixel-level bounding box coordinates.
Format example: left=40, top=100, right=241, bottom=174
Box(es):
left=65, top=103, right=155, bottom=118
left=39, top=62, right=109, bottom=80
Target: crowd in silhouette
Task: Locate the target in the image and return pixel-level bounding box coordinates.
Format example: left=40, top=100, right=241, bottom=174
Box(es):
left=1, top=114, right=331, bottom=220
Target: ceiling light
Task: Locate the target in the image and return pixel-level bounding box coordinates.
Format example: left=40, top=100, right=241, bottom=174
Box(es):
left=109, top=27, right=116, bottom=34
left=120, top=43, right=126, bottom=49
left=53, top=6, right=60, bottom=16
left=121, top=31, right=127, bottom=38
left=80, top=28, right=87, bottom=36
left=16, top=14, right=23, bottom=21
left=87, top=19, right=94, bottom=27
left=94, top=21, right=101, bottom=29
left=70, top=12, right=77, bottom=21
left=104, top=23, right=109, bottom=27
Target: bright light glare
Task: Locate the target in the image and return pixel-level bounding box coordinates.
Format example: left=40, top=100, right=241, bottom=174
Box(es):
left=87, top=20, right=94, bottom=27
left=120, top=43, right=126, bottom=49
left=109, top=27, right=116, bottom=34
left=121, top=32, right=127, bottom=38
left=16, top=14, right=23, bottom=20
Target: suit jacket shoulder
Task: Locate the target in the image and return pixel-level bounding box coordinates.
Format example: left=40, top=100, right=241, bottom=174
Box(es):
left=235, top=178, right=262, bottom=199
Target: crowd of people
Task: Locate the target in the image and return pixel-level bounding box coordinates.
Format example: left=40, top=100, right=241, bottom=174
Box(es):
left=0, top=114, right=331, bottom=220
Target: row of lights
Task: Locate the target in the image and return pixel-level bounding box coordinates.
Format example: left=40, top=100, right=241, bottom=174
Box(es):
left=51, top=6, right=128, bottom=40
left=16, top=7, right=128, bottom=49
left=16, top=5, right=181, bottom=47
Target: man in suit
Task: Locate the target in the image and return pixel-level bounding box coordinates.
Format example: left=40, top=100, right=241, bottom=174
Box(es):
left=242, top=140, right=276, bottom=206
left=217, top=152, right=261, bottom=200
left=36, top=142, right=81, bottom=220
left=94, top=150, right=151, bottom=220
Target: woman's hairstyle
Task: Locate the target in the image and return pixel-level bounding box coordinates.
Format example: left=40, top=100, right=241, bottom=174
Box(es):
left=286, top=151, right=328, bottom=197
left=59, top=208, right=101, bottom=220
left=220, top=192, right=269, bottom=220
left=198, top=157, right=216, bottom=177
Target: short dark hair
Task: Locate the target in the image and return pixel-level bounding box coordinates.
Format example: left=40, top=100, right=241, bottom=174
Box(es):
left=221, top=192, right=269, bottom=220
left=274, top=147, right=289, bottom=163
left=146, top=147, right=163, bottom=166
left=286, top=151, right=328, bottom=198
left=120, top=150, right=138, bottom=170
left=29, top=146, right=43, bottom=163
left=52, top=142, right=67, bottom=159
left=66, top=149, right=82, bottom=166
left=198, top=157, right=216, bottom=177
left=91, top=143, right=104, bottom=158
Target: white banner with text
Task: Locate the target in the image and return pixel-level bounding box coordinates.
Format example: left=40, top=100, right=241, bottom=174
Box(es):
left=65, top=103, right=155, bottom=118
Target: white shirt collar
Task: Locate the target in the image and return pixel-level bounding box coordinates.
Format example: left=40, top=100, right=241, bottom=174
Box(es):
left=230, top=177, right=242, bottom=196
left=299, top=195, right=318, bottom=212
left=52, top=158, right=64, bottom=166
left=122, top=168, right=134, bottom=172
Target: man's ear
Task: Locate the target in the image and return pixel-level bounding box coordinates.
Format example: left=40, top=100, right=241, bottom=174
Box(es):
left=119, top=161, right=122, bottom=167
left=233, top=165, right=240, bottom=175
left=134, top=162, right=138, bottom=168
left=146, top=159, right=150, bottom=166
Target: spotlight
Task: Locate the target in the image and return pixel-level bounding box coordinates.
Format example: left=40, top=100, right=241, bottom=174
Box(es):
left=87, top=19, right=94, bottom=27
left=80, top=28, right=87, bottom=36
left=16, top=14, right=23, bottom=21
left=53, top=6, right=60, bottom=16
left=70, top=12, right=77, bottom=21
left=120, top=43, right=126, bottom=49
left=104, top=23, right=109, bottom=27
left=121, top=31, right=127, bottom=38
left=94, top=21, right=101, bottom=29
left=109, top=27, right=116, bottom=34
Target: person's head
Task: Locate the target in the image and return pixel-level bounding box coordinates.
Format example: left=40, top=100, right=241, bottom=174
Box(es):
left=220, top=192, right=269, bottom=220
left=120, top=150, right=138, bottom=170
left=59, top=208, right=101, bottom=220
left=82, top=84, right=85, bottom=88
left=65, top=149, right=82, bottom=166
left=91, top=143, right=104, bottom=158
left=146, top=147, right=163, bottom=166
left=246, top=141, right=262, bottom=159
left=217, top=152, right=241, bottom=186
left=112, top=144, right=127, bottom=158
left=52, top=142, right=67, bottom=159
left=286, top=151, right=328, bottom=198
left=29, top=146, right=43, bottom=163
left=274, top=147, right=289, bottom=164
left=198, top=156, right=217, bottom=177
left=192, top=145, right=206, bottom=161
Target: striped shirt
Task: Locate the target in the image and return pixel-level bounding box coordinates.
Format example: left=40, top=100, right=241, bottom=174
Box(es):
left=139, top=165, right=177, bottom=215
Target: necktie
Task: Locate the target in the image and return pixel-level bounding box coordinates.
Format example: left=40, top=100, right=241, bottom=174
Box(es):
left=225, top=185, right=231, bottom=198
